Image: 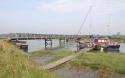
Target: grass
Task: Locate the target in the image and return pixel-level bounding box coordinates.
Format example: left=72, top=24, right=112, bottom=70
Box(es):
left=46, top=49, right=72, bottom=64
left=0, top=40, right=59, bottom=78
left=30, top=48, right=72, bottom=57
left=30, top=47, right=72, bottom=63
left=51, top=49, right=72, bottom=58
left=67, top=52, right=125, bottom=74
left=30, top=50, right=51, bottom=57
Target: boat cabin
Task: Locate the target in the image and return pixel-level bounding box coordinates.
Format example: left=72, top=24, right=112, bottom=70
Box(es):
left=93, top=38, right=110, bottom=45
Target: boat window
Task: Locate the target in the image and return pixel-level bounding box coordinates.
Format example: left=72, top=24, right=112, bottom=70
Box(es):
left=94, top=39, right=98, bottom=42
left=98, top=40, right=102, bottom=42
left=102, top=40, right=105, bottom=42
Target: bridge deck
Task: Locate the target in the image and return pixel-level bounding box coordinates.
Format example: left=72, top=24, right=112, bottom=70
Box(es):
left=0, top=33, right=84, bottom=40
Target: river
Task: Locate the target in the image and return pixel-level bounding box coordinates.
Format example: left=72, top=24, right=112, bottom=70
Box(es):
left=21, top=40, right=125, bottom=53
left=20, top=39, right=77, bottom=52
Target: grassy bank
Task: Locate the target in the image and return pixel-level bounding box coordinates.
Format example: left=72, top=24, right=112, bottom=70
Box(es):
left=30, top=50, right=51, bottom=57
left=30, top=48, right=72, bottom=57
left=50, top=49, right=72, bottom=59
left=30, top=48, right=73, bottom=65
left=46, top=49, right=72, bottom=63
left=66, top=52, right=125, bottom=74
left=0, top=40, right=59, bottom=78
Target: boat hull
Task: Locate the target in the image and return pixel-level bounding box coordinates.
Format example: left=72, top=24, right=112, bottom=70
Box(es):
left=92, top=45, right=101, bottom=50
left=104, top=45, right=120, bottom=51
left=92, top=44, right=120, bottom=51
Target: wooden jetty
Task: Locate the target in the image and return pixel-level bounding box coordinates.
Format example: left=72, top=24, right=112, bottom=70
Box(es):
left=39, top=48, right=91, bottom=70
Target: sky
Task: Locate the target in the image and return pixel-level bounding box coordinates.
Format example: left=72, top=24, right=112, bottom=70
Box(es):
left=0, top=0, right=125, bottom=35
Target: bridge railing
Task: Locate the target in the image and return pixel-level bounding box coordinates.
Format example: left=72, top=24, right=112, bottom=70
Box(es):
left=0, top=33, right=84, bottom=40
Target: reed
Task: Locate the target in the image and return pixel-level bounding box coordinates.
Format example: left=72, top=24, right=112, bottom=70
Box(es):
left=0, top=40, right=59, bottom=78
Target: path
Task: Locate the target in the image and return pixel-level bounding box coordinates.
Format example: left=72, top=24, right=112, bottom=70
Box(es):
left=39, top=48, right=91, bottom=70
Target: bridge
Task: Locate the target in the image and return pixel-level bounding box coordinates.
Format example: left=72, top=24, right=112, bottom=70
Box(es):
left=0, top=33, right=83, bottom=40
left=0, top=33, right=84, bottom=51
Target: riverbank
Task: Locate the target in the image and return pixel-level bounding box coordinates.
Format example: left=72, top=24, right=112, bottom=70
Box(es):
left=0, top=40, right=59, bottom=78
left=63, top=52, right=125, bottom=77
left=30, top=47, right=125, bottom=78
left=2, top=39, right=125, bottom=78
left=30, top=49, right=73, bottom=65
left=30, top=47, right=125, bottom=75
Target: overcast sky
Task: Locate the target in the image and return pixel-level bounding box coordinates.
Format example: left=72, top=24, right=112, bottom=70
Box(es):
left=0, top=0, right=125, bottom=35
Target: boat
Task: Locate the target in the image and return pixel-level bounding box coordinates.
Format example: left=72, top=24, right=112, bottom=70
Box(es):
left=92, top=37, right=120, bottom=51
left=78, top=38, right=92, bottom=49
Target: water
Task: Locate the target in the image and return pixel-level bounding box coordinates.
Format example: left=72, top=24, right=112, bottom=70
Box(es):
left=120, top=43, right=125, bottom=53
left=22, top=40, right=125, bottom=53
left=30, top=55, right=53, bottom=65
left=64, top=42, right=78, bottom=52
left=54, top=67, right=125, bottom=78
left=19, top=39, right=125, bottom=53
left=54, top=67, right=98, bottom=78
left=20, top=39, right=77, bottom=52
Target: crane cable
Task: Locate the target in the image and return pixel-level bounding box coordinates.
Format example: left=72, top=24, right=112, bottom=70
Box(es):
left=77, top=6, right=93, bottom=35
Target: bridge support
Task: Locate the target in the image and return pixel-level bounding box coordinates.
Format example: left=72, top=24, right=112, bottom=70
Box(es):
left=77, top=43, right=80, bottom=52
left=59, top=39, right=65, bottom=48
left=76, top=39, right=81, bottom=52
left=66, top=39, right=69, bottom=42
left=45, top=39, right=53, bottom=49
